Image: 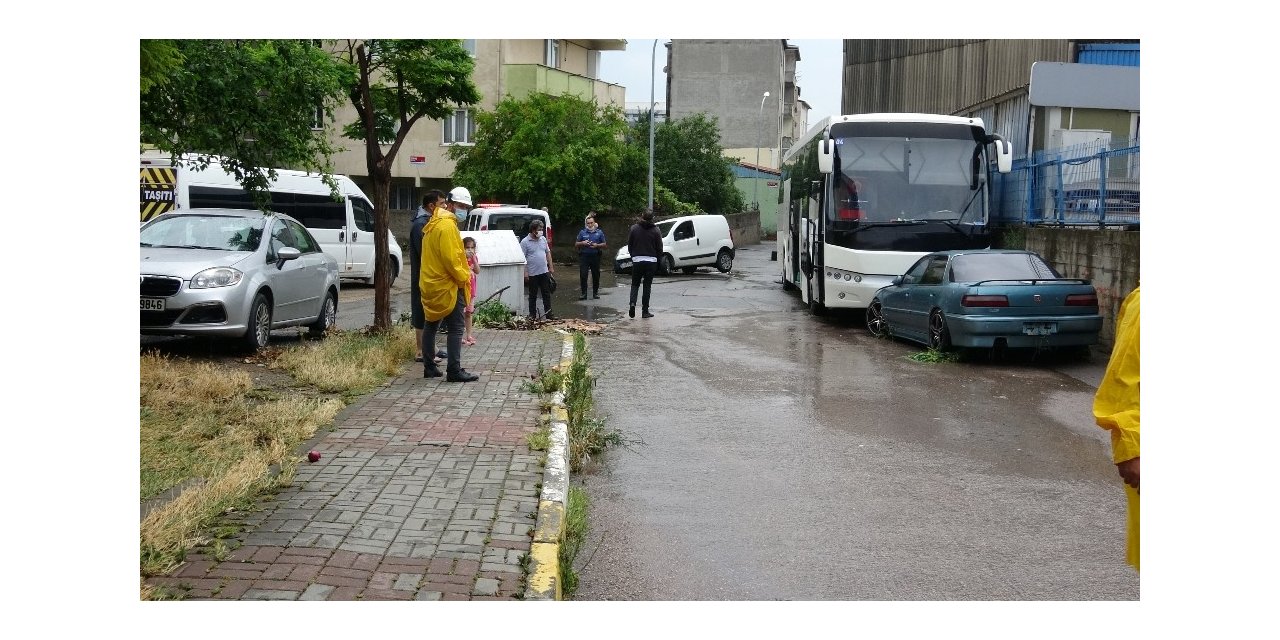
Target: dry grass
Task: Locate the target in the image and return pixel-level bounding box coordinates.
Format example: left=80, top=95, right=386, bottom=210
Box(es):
left=273, top=325, right=416, bottom=393
left=139, top=325, right=413, bottom=583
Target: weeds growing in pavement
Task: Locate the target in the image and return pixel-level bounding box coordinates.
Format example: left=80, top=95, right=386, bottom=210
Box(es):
left=562, top=333, right=624, bottom=472
left=527, top=424, right=551, bottom=452
left=908, top=348, right=961, bottom=364
left=558, top=486, right=589, bottom=597
left=475, top=299, right=516, bottom=328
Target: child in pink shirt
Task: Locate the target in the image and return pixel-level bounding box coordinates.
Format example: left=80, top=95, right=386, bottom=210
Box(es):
left=463, top=236, right=479, bottom=346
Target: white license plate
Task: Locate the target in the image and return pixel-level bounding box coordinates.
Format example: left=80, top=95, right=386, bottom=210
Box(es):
left=141, top=297, right=166, bottom=311
left=619, top=260, right=632, bottom=269
left=1023, top=322, right=1057, bottom=336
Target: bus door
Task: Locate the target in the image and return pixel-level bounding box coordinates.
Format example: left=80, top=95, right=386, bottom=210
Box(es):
left=801, top=187, right=823, bottom=306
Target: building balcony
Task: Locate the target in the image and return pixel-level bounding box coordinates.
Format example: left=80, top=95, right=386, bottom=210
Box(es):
left=503, top=64, right=625, bottom=107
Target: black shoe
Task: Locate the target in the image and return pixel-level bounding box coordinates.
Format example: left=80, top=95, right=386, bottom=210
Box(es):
left=424, top=366, right=442, bottom=378
left=545, top=312, right=557, bottom=321
left=642, top=310, right=655, bottom=318
left=579, top=294, right=588, bottom=300
left=446, top=369, right=479, bottom=382
left=628, top=305, right=635, bottom=318
left=592, top=293, right=600, bottom=299
left=436, top=349, right=447, bottom=359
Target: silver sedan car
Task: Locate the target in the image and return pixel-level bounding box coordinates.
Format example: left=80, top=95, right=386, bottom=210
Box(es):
left=140, top=208, right=340, bottom=350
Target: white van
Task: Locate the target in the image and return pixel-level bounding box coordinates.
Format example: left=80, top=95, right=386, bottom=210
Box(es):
left=140, top=151, right=403, bottom=285
left=614, top=213, right=736, bottom=275
left=463, top=204, right=554, bottom=245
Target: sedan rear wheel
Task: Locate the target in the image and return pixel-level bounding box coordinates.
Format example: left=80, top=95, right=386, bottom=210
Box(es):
left=928, top=309, right=953, bottom=351
left=866, top=300, right=888, bottom=337
left=308, top=290, right=337, bottom=338
left=243, top=292, right=272, bottom=352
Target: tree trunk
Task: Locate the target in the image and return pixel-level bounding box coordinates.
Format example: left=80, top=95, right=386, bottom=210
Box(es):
left=369, top=166, right=392, bottom=331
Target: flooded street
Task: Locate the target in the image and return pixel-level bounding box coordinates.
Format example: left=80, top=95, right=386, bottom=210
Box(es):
left=565, top=244, right=1138, bottom=600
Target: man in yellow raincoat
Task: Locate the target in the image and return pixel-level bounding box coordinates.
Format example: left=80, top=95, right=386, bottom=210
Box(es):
left=1094, top=286, right=1139, bottom=571
left=419, top=186, right=478, bottom=382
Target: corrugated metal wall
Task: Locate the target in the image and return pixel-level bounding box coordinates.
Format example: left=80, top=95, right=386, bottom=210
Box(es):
left=841, top=40, right=1072, bottom=116
left=1077, top=43, right=1140, bottom=67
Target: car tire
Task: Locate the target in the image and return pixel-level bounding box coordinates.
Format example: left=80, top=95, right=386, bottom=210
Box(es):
left=389, top=259, right=399, bottom=287
left=715, top=249, right=733, bottom=273
left=659, top=254, right=674, bottom=276
left=866, top=299, right=888, bottom=337
left=243, top=292, right=272, bottom=352
left=308, top=290, right=337, bottom=338
left=928, top=309, right=953, bottom=351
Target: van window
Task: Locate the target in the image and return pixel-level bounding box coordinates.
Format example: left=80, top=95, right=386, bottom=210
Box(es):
left=486, top=213, right=540, bottom=237
left=352, top=198, right=375, bottom=232
left=674, top=220, right=694, bottom=240
left=466, top=213, right=481, bottom=231
left=190, top=186, right=257, bottom=210
left=291, top=193, right=346, bottom=229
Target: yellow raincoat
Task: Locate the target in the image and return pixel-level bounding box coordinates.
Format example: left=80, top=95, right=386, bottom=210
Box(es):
left=1093, top=286, right=1140, bottom=571
left=418, top=207, right=473, bottom=322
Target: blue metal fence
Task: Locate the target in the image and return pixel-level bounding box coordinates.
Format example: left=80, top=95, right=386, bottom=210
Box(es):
left=994, top=138, right=1140, bottom=227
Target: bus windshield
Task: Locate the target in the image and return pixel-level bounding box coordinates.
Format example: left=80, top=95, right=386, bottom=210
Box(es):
left=826, top=121, right=990, bottom=252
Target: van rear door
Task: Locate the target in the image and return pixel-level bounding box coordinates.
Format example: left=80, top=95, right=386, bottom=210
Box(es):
left=348, top=197, right=377, bottom=279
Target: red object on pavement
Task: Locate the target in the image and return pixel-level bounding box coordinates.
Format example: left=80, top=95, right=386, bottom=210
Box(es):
left=307, top=450, right=321, bottom=462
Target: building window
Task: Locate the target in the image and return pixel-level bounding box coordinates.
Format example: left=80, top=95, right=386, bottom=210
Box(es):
left=443, top=109, right=475, bottom=144
left=462, top=39, right=476, bottom=57
left=545, top=39, right=560, bottom=68
left=311, top=101, right=324, bottom=131
left=391, top=186, right=414, bottom=210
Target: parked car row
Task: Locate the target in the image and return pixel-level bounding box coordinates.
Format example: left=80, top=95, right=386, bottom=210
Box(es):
left=865, top=249, right=1103, bottom=354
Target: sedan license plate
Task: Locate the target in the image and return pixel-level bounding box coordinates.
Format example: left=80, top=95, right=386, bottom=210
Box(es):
left=141, top=297, right=166, bottom=311
left=1023, top=321, right=1057, bottom=336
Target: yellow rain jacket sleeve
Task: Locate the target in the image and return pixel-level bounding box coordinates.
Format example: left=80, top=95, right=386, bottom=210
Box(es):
left=1093, top=286, right=1140, bottom=571
left=1093, top=287, right=1140, bottom=464
left=418, top=208, right=473, bottom=322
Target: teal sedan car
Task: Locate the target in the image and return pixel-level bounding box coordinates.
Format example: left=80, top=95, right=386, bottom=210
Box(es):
left=866, top=250, right=1102, bottom=351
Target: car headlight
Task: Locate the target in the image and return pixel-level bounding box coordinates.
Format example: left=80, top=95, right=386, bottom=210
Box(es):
left=190, top=267, right=243, bottom=289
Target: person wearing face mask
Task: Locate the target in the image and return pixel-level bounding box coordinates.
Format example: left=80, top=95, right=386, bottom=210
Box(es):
left=409, top=190, right=444, bottom=362
left=418, top=186, right=479, bottom=382
left=575, top=213, right=606, bottom=300
left=520, top=219, right=556, bottom=321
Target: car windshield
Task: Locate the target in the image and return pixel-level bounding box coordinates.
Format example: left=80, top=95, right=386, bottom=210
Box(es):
left=950, top=253, right=1060, bottom=282
left=657, top=221, right=676, bottom=236
left=140, top=215, right=264, bottom=251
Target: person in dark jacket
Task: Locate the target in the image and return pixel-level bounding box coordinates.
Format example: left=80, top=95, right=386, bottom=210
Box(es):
left=575, top=213, right=606, bottom=299
left=409, top=190, right=443, bottom=361
left=626, top=210, right=663, bottom=318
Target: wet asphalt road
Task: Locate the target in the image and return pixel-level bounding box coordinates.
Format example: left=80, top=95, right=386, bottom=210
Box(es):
left=562, top=244, right=1138, bottom=600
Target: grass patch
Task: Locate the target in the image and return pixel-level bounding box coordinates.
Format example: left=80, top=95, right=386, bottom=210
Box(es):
left=558, top=486, right=589, bottom=597
left=908, top=348, right=961, bottom=363
left=522, top=361, right=565, bottom=396
left=273, top=325, right=416, bottom=394
left=475, top=299, right=516, bottom=328
left=562, top=333, right=624, bottom=472
left=526, top=423, right=551, bottom=452
left=140, top=325, right=414, bottom=581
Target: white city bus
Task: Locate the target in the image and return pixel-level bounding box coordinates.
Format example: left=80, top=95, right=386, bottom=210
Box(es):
left=777, top=113, right=1013, bottom=314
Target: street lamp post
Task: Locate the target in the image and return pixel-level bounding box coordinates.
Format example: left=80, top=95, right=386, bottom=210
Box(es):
left=753, top=91, right=770, bottom=211
left=647, top=39, right=657, bottom=214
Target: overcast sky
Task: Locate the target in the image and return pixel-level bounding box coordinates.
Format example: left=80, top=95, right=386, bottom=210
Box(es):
left=596, top=39, right=844, bottom=122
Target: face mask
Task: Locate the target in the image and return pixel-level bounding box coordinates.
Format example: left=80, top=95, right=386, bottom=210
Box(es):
left=454, top=209, right=468, bottom=224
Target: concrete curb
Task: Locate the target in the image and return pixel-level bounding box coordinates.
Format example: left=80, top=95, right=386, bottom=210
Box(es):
left=524, top=334, right=575, bottom=600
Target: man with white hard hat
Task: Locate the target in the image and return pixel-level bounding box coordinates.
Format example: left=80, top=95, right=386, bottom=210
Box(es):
left=418, top=186, right=479, bottom=382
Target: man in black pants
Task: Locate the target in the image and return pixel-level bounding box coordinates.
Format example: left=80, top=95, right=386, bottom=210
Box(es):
left=626, top=210, right=662, bottom=318
left=575, top=213, right=606, bottom=300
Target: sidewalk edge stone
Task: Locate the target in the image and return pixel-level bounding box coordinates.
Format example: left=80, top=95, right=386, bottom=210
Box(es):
left=524, top=334, right=575, bottom=601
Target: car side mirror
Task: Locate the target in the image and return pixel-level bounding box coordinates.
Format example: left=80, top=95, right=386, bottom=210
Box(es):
left=891, top=275, right=903, bottom=286
left=276, top=246, right=301, bottom=269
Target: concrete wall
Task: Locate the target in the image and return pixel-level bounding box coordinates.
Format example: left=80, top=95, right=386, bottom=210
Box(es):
left=1023, top=227, right=1139, bottom=349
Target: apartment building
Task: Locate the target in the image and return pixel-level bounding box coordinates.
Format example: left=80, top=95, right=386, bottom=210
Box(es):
left=322, top=39, right=625, bottom=212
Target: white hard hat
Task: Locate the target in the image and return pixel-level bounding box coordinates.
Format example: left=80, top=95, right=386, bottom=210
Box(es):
left=448, top=186, right=474, bottom=207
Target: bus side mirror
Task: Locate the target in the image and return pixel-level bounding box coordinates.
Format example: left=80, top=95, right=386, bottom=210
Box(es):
left=817, top=131, right=833, bottom=174
left=988, top=135, right=1012, bottom=174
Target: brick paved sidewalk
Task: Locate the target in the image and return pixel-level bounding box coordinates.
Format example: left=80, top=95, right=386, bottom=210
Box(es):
left=145, top=328, right=566, bottom=601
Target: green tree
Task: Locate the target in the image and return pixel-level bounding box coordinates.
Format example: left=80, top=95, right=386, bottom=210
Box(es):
left=140, top=40, right=353, bottom=210
left=629, top=113, right=744, bottom=215
left=450, top=93, right=639, bottom=229
left=335, top=39, right=480, bottom=331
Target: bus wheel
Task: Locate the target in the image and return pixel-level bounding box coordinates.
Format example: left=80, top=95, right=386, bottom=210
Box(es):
left=928, top=310, right=953, bottom=351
